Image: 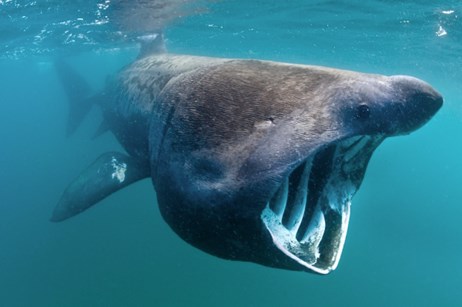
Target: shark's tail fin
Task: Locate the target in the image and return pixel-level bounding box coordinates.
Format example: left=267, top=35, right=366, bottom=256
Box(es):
left=54, top=59, right=96, bottom=136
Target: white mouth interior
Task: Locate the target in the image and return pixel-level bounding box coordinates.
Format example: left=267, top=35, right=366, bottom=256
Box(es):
left=261, top=135, right=383, bottom=274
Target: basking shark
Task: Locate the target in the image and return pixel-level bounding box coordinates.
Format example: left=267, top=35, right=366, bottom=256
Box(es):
left=51, top=35, right=442, bottom=274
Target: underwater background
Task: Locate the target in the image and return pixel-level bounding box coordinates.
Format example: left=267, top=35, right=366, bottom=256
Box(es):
left=1, top=0, right=461, bottom=306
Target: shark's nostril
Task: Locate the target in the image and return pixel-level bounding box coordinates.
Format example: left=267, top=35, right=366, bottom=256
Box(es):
left=416, top=92, right=443, bottom=117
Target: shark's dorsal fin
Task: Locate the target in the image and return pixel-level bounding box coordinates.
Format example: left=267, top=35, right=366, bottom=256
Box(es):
left=137, top=33, right=166, bottom=59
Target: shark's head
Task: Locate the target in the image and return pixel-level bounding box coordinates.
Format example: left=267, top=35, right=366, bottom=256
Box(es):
left=151, top=60, right=442, bottom=274
left=255, top=74, right=442, bottom=274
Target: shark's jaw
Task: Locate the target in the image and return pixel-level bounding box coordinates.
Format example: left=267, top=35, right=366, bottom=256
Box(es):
left=261, top=135, right=383, bottom=274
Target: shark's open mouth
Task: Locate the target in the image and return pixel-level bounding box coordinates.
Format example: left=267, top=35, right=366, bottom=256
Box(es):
left=261, top=135, right=384, bottom=274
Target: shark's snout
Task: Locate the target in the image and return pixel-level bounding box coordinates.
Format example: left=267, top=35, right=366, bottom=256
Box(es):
left=389, top=75, right=443, bottom=134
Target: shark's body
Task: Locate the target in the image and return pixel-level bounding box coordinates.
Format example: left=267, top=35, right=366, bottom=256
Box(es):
left=52, top=50, right=442, bottom=274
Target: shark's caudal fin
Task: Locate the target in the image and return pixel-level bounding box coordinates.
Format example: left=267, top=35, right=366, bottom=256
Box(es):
left=50, top=152, right=150, bottom=222
left=54, top=59, right=99, bottom=136
left=92, top=119, right=111, bottom=140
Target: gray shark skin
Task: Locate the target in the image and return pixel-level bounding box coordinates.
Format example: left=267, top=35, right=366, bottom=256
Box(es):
left=51, top=52, right=442, bottom=274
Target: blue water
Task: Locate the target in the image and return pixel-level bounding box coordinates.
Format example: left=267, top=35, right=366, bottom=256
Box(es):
left=1, top=1, right=462, bottom=306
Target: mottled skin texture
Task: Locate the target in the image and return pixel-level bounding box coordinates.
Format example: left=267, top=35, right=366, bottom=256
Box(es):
left=90, top=53, right=441, bottom=271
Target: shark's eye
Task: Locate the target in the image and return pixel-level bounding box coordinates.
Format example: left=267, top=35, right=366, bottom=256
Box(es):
left=356, top=104, right=370, bottom=121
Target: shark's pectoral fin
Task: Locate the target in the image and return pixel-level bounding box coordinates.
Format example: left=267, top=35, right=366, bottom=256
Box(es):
left=51, top=152, right=150, bottom=222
